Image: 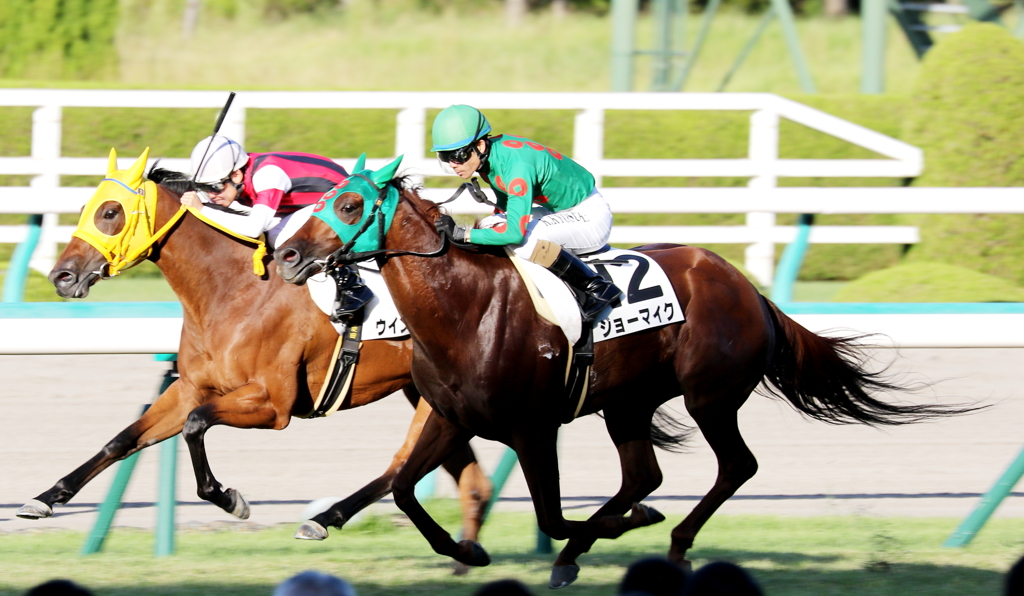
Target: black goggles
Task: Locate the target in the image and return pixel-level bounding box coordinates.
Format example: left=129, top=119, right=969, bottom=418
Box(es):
left=438, top=144, right=476, bottom=165
left=196, top=177, right=232, bottom=194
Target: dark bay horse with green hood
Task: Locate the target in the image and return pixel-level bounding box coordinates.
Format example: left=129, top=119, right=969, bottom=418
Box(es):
left=274, top=155, right=974, bottom=589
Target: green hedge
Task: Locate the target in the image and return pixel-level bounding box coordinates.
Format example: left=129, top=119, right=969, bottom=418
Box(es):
left=0, top=93, right=921, bottom=282
left=834, top=262, right=1024, bottom=303
left=902, top=23, right=1024, bottom=285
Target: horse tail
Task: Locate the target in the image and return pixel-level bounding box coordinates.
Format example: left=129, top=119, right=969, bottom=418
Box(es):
left=758, top=295, right=974, bottom=425
left=650, top=406, right=695, bottom=453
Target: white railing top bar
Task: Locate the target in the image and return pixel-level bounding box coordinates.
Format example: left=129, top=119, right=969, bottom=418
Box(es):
left=5, top=186, right=1020, bottom=216
left=0, top=89, right=788, bottom=110
left=0, top=157, right=921, bottom=178
left=0, top=89, right=922, bottom=169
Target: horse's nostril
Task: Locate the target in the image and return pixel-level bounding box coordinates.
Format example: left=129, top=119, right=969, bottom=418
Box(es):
left=280, top=249, right=298, bottom=264
left=55, top=271, right=75, bottom=285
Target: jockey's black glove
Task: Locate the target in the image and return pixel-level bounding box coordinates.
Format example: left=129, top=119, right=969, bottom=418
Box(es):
left=435, top=214, right=468, bottom=244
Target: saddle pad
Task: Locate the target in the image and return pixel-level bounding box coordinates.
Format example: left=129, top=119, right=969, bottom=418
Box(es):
left=510, top=248, right=684, bottom=345
left=306, top=263, right=409, bottom=340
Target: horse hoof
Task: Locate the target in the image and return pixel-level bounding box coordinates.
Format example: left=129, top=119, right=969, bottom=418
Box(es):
left=294, top=520, right=329, bottom=541
left=452, top=561, right=471, bottom=576
left=16, top=499, right=53, bottom=520
left=548, top=565, right=580, bottom=589
left=225, top=489, right=250, bottom=520
left=455, top=540, right=490, bottom=567
left=632, top=502, right=666, bottom=526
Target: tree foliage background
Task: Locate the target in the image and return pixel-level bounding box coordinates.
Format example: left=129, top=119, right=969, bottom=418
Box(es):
left=0, top=0, right=119, bottom=80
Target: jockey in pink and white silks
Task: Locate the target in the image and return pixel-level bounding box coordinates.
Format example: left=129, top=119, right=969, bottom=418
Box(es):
left=180, top=135, right=349, bottom=247
left=430, top=105, right=622, bottom=323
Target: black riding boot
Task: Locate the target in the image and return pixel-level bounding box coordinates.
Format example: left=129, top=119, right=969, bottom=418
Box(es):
left=534, top=243, right=622, bottom=323
left=328, top=264, right=374, bottom=324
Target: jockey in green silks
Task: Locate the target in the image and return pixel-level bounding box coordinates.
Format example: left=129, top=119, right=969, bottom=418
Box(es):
left=431, top=104, right=622, bottom=323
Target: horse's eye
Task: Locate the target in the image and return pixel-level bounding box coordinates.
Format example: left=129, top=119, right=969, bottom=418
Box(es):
left=342, top=204, right=357, bottom=213
left=103, top=208, right=119, bottom=220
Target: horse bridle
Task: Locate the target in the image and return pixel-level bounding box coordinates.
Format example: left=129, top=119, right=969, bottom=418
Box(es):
left=318, top=177, right=495, bottom=271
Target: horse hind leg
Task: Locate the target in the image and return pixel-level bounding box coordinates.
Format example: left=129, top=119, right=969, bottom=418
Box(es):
left=513, top=424, right=665, bottom=571
left=182, top=384, right=283, bottom=519
left=18, top=381, right=191, bottom=519
left=549, top=407, right=665, bottom=588
left=668, top=400, right=757, bottom=568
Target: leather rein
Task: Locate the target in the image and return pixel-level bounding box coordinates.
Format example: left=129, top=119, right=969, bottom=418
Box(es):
left=321, top=179, right=489, bottom=269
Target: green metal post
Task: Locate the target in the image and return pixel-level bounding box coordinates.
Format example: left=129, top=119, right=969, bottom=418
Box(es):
left=771, top=214, right=814, bottom=303
left=2, top=214, right=43, bottom=303
left=888, top=0, right=932, bottom=59
left=154, top=361, right=179, bottom=557
left=155, top=436, right=178, bottom=556
left=611, top=0, right=639, bottom=91
left=1015, top=0, right=1024, bottom=38
left=770, top=0, right=817, bottom=93
left=651, top=0, right=673, bottom=90
left=718, top=10, right=776, bottom=92
left=536, top=526, right=554, bottom=554
left=415, top=469, right=439, bottom=501
left=672, top=0, right=722, bottom=90
left=862, top=0, right=887, bottom=93
left=944, top=446, right=1024, bottom=547
left=481, top=447, right=519, bottom=523
left=82, top=405, right=149, bottom=555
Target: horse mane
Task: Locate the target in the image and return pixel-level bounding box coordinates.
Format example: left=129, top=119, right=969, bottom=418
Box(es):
left=395, top=175, right=442, bottom=221
left=147, top=162, right=193, bottom=196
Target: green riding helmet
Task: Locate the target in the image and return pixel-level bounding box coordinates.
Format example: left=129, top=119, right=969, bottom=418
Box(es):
left=431, top=105, right=492, bottom=152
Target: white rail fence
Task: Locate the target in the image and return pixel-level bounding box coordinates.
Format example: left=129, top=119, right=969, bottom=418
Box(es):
left=1, top=90, right=1022, bottom=286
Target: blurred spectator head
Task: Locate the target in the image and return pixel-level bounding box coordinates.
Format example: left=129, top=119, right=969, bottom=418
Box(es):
left=25, top=579, right=94, bottom=596
left=472, top=578, right=536, bottom=596
left=273, top=571, right=357, bottom=596
left=682, top=561, right=763, bottom=596
left=1006, top=553, right=1024, bottom=596
left=619, top=557, right=689, bottom=596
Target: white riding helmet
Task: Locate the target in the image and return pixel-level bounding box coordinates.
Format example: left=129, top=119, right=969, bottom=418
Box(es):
left=189, top=135, right=249, bottom=184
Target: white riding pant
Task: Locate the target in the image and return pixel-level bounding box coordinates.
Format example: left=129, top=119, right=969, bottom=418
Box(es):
left=478, top=191, right=612, bottom=259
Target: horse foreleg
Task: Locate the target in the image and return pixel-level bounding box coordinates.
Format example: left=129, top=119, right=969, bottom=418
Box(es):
left=391, top=409, right=488, bottom=567
left=181, top=383, right=283, bottom=519
left=550, top=407, right=665, bottom=588
left=668, top=403, right=757, bottom=568
left=299, top=394, right=437, bottom=537
left=399, top=384, right=493, bottom=548
left=18, top=381, right=192, bottom=519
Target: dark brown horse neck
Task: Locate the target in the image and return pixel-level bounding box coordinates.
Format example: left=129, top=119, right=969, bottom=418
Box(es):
left=379, top=189, right=567, bottom=429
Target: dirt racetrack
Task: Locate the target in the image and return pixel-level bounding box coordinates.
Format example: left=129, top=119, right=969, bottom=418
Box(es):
left=2, top=348, right=1023, bottom=534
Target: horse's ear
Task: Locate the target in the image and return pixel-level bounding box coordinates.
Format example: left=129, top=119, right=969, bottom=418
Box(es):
left=107, top=148, right=118, bottom=176
left=371, top=154, right=403, bottom=187
left=353, top=152, right=366, bottom=173
left=125, top=147, right=151, bottom=186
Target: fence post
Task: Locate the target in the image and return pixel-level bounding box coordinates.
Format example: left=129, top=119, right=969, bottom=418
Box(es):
left=944, top=445, right=1024, bottom=547
left=29, top=105, right=61, bottom=276
left=861, top=0, right=888, bottom=93
left=771, top=213, right=814, bottom=302
left=573, top=108, right=605, bottom=188
left=746, top=108, right=779, bottom=288
left=610, top=0, right=638, bottom=91
left=82, top=404, right=149, bottom=555
left=154, top=358, right=179, bottom=557
left=395, top=107, right=427, bottom=186
left=2, top=214, right=43, bottom=302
